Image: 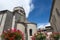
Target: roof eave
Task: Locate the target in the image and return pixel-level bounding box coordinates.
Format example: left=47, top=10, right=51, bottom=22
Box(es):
left=49, top=0, right=56, bottom=22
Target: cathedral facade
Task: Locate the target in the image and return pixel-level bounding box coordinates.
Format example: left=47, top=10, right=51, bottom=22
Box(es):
left=0, top=7, right=37, bottom=40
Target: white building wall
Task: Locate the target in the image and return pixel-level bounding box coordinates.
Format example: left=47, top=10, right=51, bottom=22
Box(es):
left=16, top=23, right=25, bottom=34
left=16, top=23, right=25, bottom=40
left=12, top=15, right=15, bottom=29
left=27, top=24, right=37, bottom=40
left=0, top=13, right=7, bottom=40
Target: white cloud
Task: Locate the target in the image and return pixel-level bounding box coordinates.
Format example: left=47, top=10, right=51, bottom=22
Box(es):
left=37, top=23, right=51, bottom=29
left=0, top=0, right=34, bottom=17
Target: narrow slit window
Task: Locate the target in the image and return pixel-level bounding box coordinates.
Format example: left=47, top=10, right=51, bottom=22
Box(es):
left=29, top=29, right=32, bottom=36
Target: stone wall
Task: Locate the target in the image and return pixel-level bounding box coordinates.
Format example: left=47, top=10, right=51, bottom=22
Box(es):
left=50, top=0, right=60, bottom=32
left=27, top=23, right=37, bottom=40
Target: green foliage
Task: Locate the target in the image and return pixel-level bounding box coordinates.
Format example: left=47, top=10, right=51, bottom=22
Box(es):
left=50, top=32, right=60, bottom=40
left=35, top=32, right=46, bottom=40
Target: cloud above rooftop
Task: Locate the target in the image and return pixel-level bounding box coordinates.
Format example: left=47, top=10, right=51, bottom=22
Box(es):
left=0, top=0, right=34, bottom=17
left=37, top=23, right=51, bottom=29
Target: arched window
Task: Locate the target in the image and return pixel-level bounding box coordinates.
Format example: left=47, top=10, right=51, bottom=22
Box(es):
left=29, top=29, right=32, bottom=36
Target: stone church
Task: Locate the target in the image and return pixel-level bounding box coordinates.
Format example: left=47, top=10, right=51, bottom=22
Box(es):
left=0, top=7, right=37, bottom=40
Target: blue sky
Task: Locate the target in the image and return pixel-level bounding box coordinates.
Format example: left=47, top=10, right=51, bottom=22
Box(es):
left=28, top=0, right=53, bottom=28
left=0, top=0, right=52, bottom=28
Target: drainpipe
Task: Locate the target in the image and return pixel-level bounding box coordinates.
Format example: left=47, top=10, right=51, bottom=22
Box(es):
left=25, top=23, right=28, bottom=40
